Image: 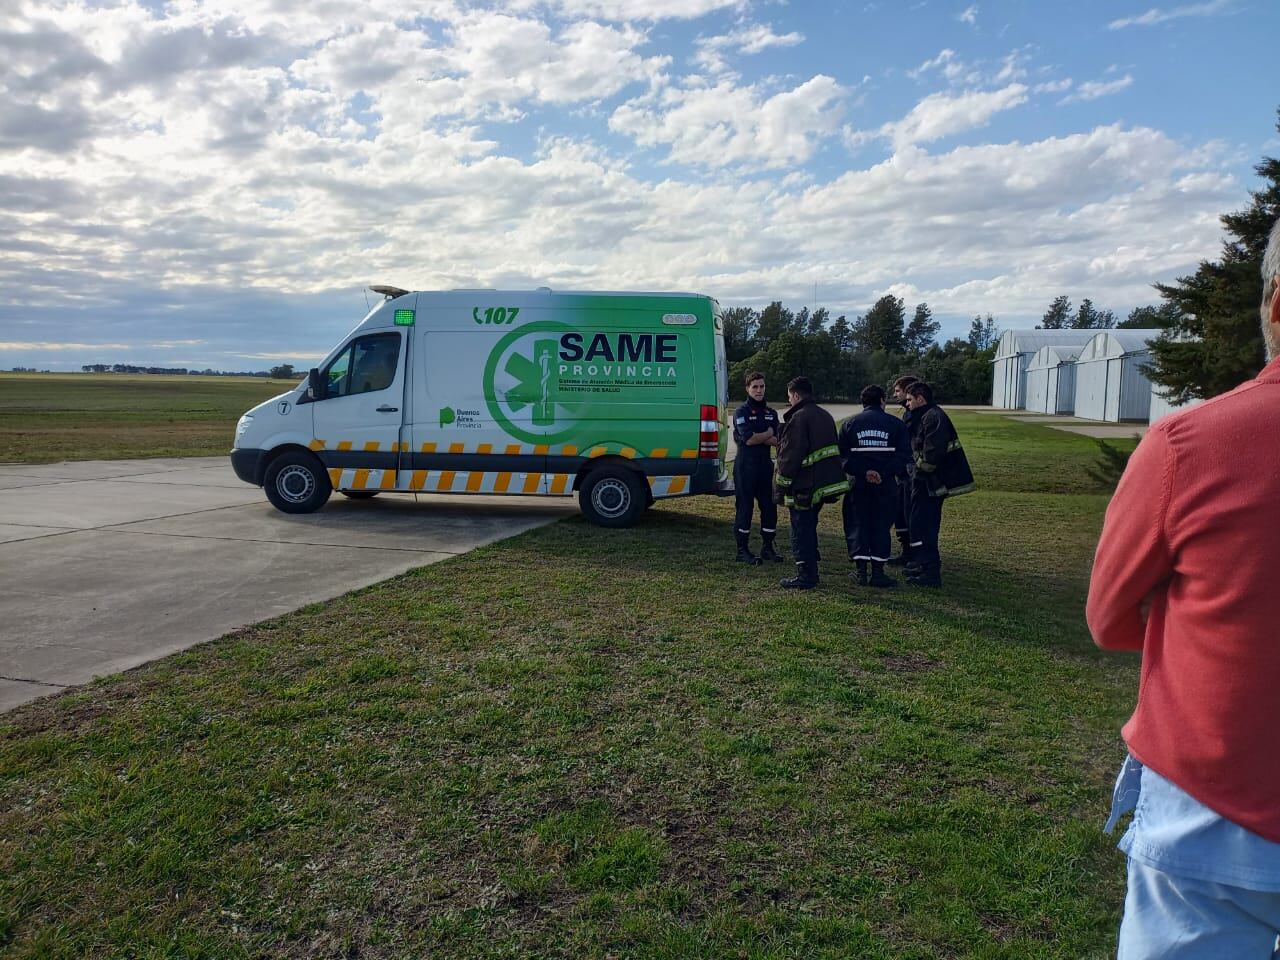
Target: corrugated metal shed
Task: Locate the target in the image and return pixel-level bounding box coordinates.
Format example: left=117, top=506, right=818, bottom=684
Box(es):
left=1024, top=346, right=1081, bottom=414
left=990, top=330, right=1098, bottom=408
left=1074, top=330, right=1160, bottom=422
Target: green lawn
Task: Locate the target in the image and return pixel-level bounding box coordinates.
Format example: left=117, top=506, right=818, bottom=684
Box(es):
left=0, top=373, right=296, bottom=463
left=0, top=411, right=1139, bottom=958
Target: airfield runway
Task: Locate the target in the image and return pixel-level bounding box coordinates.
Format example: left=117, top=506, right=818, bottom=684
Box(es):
left=0, top=457, right=575, bottom=712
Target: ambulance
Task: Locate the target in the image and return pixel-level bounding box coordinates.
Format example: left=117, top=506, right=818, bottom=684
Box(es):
left=231, top=286, right=730, bottom=527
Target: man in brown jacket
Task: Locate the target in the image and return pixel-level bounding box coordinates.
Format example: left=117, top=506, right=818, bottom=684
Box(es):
left=774, top=376, right=849, bottom=589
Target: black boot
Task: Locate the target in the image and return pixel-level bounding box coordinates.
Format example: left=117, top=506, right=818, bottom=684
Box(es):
left=887, top=539, right=913, bottom=567
left=759, top=535, right=784, bottom=563
left=781, top=561, right=818, bottom=590
left=735, top=530, right=761, bottom=565
left=852, top=559, right=869, bottom=586
left=868, top=561, right=897, bottom=589
left=906, top=561, right=942, bottom=588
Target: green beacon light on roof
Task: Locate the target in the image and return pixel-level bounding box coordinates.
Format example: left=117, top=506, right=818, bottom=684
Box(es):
left=394, top=309, right=415, bottom=326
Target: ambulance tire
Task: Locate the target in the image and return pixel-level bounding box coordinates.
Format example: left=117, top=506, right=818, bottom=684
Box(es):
left=341, top=491, right=379, bottom=499
left=579, top=465, right=647, bottom=528
left=264, top=451, right=332, bottom=514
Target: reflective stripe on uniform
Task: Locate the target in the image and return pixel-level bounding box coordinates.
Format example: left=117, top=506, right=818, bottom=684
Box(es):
left=802, top=444, right=840, bottom=467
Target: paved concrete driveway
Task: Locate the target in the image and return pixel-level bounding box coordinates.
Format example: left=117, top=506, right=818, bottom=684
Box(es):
left=0, top=457, right=575, bottom=712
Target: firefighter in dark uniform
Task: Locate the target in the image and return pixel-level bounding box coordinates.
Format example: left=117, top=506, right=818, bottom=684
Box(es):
left=888, top=374, right=920, bottom=566
left=774, top=376, right=849, bottom=589
left=732, top=371, right=783, bottom=564
left=904, top=381, right=975, bottom=588
left=838, top=384, right=912, bottom=588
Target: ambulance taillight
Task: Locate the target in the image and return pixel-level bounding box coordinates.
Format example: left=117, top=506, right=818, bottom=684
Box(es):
left=699, top=404, right=719, bottom=458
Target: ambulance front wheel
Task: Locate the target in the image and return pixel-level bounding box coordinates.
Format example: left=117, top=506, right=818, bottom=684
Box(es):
left=263, top=451, right=332, bottom=514
left=579, top=465, right=647, bottom=528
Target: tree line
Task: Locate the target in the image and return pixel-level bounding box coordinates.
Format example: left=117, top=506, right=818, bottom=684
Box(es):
left=723, top=298, right=999, bottom=403
left=80, top=363, right=300, bottom=379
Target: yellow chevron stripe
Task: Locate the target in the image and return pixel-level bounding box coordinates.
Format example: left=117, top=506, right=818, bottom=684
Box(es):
left=328, top=468, right=342, bottom=486
left=337, top=440, right=352, bottom=452
left=448, top=442, right=464, bottom=454
left=669, top=476, right=688, bottom=495
left=309, top=439, right=325, bottom=451
left=522, top=473, right=541, bottom=494
left=620, top=447, right=636, bottom=458
left=650, top=447, right=668, bottom=458
left=439, top=470, right=456, bottom=491
left=561, top=445, right=578, bottom=456
left=534, top=444, right=550, bottom=455
left=410, top=470, right=427, bottom=490
left=380, top=470, right=397, bottom=490
left=589, top=446, right=606, bottom=457
left=550, top=473, right=569, bottom=495
left=680, top=449, right=697, bottom=459
left=494, top=472, right=512, bottom=493
left=506, top=444, right=522, bottom=455
left=466, top=471, right=483, bottom=492
left=477, top=443, right=493, bottom=455
left=352, top=469, right=371, bottom=489
left=421, top=442, right=436, bottom=453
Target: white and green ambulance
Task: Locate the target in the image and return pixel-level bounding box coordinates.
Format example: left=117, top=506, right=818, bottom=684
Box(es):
left=231, top=287, right=730, bottom=526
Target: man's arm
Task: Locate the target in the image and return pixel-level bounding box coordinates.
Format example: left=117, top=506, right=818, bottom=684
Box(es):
left=914, top=410, right=945, bottom=472
left=893, top=420, right=912, bottom=479
left=1086, top=427, right=1175, bottom=652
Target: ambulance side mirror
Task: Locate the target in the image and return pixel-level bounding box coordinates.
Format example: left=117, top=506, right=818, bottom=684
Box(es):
left=306, top=367, right=324, bottom=402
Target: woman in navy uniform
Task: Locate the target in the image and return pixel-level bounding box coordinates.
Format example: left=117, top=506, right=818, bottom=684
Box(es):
left=732, top=371, right=782, bottom=564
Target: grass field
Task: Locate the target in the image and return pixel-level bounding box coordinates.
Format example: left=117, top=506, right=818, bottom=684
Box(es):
left=0, top=402, right=1140, bottom=958
left=0, top=373, right=297, bottom=463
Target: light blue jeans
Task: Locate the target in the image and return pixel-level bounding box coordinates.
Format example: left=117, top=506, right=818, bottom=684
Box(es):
left=1119, top=858, right=1280, bottom=958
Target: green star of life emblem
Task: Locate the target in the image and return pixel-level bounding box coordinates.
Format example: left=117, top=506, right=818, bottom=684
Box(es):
left=484, top=322, right=584, bottom=444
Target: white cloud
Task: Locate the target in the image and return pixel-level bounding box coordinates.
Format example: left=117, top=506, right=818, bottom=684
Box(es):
left=1108, top=0, right=1232, bottom=29
left=0, top=0, right=1245, bottom=369
left=1060, top=74, right=1134, bottom=104
left=958, top=4, right=978, bottom=25
left=547, top=0, right=743, bottom=21
left=610, top=75, right=847, bottom=169
left=694, top=22, right=804, bottom=72
left=856, top=84, right=1029, bottom=150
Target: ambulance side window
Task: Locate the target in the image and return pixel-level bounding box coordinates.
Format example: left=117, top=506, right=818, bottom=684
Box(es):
left=321, top=333, right=400, bottom=399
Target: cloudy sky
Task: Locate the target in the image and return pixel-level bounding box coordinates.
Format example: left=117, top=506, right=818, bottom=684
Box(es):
left=1, top=0, right=1275, bottom=371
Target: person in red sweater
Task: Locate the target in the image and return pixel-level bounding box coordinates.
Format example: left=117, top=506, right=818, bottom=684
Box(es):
left=1088, top=216, right=1280, bottom=958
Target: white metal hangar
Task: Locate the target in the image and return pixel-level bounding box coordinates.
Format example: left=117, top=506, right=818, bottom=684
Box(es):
left=1024, top=346, right=1082, bottom=414
left=990, top=330, right=1098, bottom=409
left=1072, top=329, right=1162, bottom=422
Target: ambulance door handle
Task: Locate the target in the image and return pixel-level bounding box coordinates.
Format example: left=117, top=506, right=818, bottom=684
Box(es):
left=377, top=405, right=399, bottom=413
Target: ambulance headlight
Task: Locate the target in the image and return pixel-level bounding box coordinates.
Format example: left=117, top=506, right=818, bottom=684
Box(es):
left=235, top=414, right=254, bottom=440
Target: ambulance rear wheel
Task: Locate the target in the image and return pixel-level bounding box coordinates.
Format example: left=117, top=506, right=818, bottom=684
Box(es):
left=579, top=465, right=647, bottom=528
left=264, top=451, right=332, bottom=514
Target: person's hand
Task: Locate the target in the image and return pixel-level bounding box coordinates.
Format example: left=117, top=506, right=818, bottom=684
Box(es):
left=767, top=434, right=779, bottom=446
left=866, top=470, right=881, bottom=484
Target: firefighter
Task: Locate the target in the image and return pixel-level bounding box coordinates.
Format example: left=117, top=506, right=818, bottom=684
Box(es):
left=731, top=371, right=783, bottom=564
left=838, top=384, right=912, bottom=588
left=887, top=374, right=920, bottom=567
left=774, top=376, right=849, bottom=589
left=904, top=381, right=975, bottom=588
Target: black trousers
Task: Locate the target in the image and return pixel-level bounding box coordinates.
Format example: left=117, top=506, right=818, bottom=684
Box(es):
left=895, top=469, right=912, bottom=545
left=788, top=505, right=821, bottom=565
left=842, top=479, right=897, bottom=562
left=734, top=458, right=777, bottom=537
left=909, top=476, right=944, bottom=567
